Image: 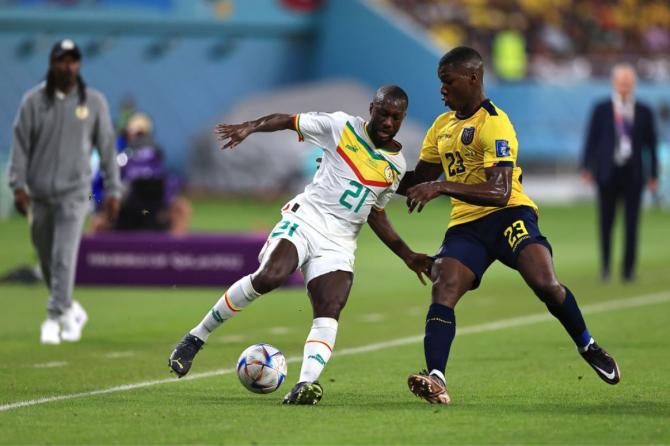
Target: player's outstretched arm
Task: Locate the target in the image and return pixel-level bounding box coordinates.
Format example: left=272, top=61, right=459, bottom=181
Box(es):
left=395, top=160, right=443, bottom=196
left=367, top=208, right=432, bottom=285
left=406, top=165, right=513, bottom=213
left=215, top=113, right=295, bottom=150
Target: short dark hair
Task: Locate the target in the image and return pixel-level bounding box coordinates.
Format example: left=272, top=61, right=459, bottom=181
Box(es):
left=439, top=46, right=483, bottom=70
left=373, top=85, right=409, bottom=108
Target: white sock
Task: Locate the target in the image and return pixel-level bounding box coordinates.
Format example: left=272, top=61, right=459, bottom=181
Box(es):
left=578, top=337, right=595, bottom=353
left=429, top=369, right=446, bottom=386
left=298, top=317, right=338, bottom=383
left=190, top=275, right=261, bottom=342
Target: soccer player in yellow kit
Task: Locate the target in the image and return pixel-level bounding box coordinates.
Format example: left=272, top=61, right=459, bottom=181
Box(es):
left=398, top=47, right=621, bottom=405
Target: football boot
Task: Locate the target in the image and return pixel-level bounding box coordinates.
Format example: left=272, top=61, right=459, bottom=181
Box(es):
left=580, top=341, right=620, bottom=385
left=282, top=381, right=323, bottom=405
left=407, top=370, right=451, bottom=404
left=169, top=333, right=204, bottom=378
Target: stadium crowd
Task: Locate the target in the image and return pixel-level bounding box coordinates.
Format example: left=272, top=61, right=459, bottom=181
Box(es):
left=388, top=0, right=670, bottom=81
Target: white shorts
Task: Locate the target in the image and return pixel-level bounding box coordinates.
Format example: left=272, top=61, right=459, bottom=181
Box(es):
left=258, top=214, right=355, bottom=284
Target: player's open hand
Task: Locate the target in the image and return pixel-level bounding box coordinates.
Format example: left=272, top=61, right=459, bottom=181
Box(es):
left=404, top=252, right=433, bottom=285
left=215, top=122, right=252, bottom=150
left=406, top=181, right=442, bottom=213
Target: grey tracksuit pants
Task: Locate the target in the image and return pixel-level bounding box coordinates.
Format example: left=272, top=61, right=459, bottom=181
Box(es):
left=30, top=190, right=89, bottom=318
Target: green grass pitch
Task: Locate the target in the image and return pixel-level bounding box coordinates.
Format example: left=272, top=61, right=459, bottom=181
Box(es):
left=1, top=197, right=669, bottom=444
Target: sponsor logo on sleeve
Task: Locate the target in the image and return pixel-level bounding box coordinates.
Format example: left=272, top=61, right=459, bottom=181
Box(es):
left=495, top=139, right=510, bottom=157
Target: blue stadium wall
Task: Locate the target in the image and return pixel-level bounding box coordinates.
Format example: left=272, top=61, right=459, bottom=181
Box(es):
left=0, top=36, right=315, bottom=172
left=0, top=0, right=317, bottom=172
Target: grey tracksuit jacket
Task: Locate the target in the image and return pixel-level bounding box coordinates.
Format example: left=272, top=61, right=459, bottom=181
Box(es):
left=7, top=82, right=121, bottom=317
left=8, top=82, right=121, bottom=199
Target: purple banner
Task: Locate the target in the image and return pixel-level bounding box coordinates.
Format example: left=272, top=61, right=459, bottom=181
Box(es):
left=75, top=232, right=303, bottom=287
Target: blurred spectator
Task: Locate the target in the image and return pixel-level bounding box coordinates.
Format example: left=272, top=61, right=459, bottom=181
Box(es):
left=492, top=29, right=527, bottom=80
left=389, top=0, right=670, bottom=81
left=581, top=64, right=658, bottom=282
left=90, top=96, right=136, bottom=208
left=90, top=112, right=192, bottom=235
left=7, top=38, right=121, bottom=344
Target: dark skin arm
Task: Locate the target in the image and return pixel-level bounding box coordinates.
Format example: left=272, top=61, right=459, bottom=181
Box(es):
left=215, top=113, right=294, bottom=149
left=396, top=160, right=444, bottom=196
left=367, top=208, right=433, bottom=285
left=402, top=161, right=513, bottom=213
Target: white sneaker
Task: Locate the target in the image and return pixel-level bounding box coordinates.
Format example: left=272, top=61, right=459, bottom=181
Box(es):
left=40, top=318, right=61, bottom=345
left=60, top=300, right=88, bottom=342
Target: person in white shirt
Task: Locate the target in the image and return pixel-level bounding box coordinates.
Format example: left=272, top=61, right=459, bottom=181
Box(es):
left=168, top=85, right=432, bottom=405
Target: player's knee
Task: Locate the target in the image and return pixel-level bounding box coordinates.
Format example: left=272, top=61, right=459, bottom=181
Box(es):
left=431, top=275, right=462, bottom=308
left=252, top=265, right=290, bottom=293
left=312, top=299, right=344, bottom=319
left=530, top=277, right=563, bottom=304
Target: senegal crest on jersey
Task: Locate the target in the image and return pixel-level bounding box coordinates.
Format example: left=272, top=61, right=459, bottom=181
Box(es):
left=335, top=122, right=400, bottom=187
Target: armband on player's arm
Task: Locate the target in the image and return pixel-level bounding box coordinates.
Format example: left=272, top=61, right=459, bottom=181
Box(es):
left=293, top=114, right=304, bottom=142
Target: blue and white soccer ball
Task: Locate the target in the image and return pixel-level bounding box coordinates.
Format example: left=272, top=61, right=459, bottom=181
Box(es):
left=236, top=343, right=287, bottom=394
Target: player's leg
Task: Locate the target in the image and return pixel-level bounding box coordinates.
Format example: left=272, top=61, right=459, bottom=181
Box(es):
left=302, top=270, right=352, bottom=381
left=408, top=220, right=493, bottom=405
left=516, top=243, right=588, bottom=343
left=283, top=270, right=352, bottom=405
left=425, top=258, right=474, bottom=376
left=407, top=257, right=474, bottom=404
left=191, top=238, right=299, bottom=340
left=170, top=239, right=299, bottom=377
left=516, top=243, right=620, bottom=384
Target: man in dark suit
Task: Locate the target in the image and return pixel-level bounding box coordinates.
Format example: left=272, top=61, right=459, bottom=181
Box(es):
left=582, top=64, right=658, bottom=282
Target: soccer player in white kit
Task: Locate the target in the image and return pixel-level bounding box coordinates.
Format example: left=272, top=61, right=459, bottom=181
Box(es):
left=169, top=85, right=432, bottom=405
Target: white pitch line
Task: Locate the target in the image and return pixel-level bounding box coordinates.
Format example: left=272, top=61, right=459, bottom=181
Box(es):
left=2, top=290, right=669, bottom=413
left=32, top=361, right=68, bottom=369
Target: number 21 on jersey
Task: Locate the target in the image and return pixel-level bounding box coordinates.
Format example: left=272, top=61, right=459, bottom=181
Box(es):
left=339, top=180, right=371, bottom=213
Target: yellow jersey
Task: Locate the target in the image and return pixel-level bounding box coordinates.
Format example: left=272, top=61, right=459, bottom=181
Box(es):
left=419, top=99, right=537, bottom=228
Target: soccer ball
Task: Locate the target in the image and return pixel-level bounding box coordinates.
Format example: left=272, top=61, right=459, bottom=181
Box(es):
left=236, top=343, right=287, bottom=394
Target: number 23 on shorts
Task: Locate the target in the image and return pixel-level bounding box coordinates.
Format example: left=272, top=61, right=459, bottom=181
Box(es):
left=503, top=219, right=529, bottom=249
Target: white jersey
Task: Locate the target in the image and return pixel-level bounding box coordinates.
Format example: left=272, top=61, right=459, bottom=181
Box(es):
left=283, top=111, right=406, bottom=252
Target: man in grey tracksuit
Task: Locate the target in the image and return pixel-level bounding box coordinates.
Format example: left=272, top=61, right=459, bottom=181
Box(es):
left=8, top=39, right=121, bottom=344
